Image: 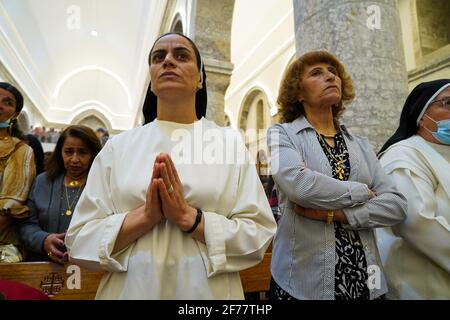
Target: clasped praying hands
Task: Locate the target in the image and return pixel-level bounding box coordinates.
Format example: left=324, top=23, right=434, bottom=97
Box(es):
left=146, top=153, right=198, bottom=233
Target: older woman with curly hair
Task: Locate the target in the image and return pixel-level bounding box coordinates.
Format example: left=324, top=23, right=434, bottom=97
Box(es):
left=267, top=51, right=407, bottom=300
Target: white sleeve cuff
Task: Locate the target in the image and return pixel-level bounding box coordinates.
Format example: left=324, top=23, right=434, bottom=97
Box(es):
left=202, top=211, right=227, bottom=276
left=98, top=213, right=135, bottom=272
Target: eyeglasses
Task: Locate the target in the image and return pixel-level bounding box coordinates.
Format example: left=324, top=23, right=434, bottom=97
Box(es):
left=431, top=97, right=450, bottom=110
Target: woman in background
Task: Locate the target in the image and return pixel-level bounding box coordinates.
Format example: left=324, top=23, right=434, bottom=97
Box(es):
left=0, top=82, right=35, bottom=262
left=267, top=51, right=406, bottom=300
left=19, top=125, right=101, bottom=263
left=378, top=79, right=450, bottom=299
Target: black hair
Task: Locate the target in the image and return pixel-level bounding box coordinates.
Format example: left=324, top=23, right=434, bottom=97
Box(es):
left=24, top=134, right=44, bottom=175
left=46, top=125, right=102, bottom=182
left=0, top=82, right=25, bottom=138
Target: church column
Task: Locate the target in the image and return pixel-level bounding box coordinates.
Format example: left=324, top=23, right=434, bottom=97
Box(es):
left=193, top=0, right=234, bottom=126
left=294, top=0, right=408, bottom=150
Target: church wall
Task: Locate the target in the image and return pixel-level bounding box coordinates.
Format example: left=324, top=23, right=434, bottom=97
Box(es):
left=225, top=0, right=295, bottom=130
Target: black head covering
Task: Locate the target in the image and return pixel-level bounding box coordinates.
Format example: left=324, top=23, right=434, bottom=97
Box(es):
left=378, top=79, right=450, bottom=155
left=142, top=33, right=207, bottom=124
left=0, top=82, right=24, bottom=112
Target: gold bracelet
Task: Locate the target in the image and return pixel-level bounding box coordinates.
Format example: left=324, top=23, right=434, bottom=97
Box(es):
left=326, top=211, right=334, bottom=225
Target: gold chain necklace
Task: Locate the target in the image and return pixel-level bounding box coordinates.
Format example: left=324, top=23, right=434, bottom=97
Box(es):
left=316, top=131, right=336, bottom=139
left=68, top=180, right=80, bottom=187
left=317, top=133, right=346, bottom=180
left=64, top=185, right=82, bottom=216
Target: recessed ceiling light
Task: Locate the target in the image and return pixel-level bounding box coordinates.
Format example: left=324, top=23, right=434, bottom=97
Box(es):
left=91, top=30, right=98, bottom=37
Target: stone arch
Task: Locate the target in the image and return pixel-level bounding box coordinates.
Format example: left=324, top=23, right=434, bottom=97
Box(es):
left=238, top=88, right=271, bottom=131
left=77, top=115, right=107, bottom=133
left=71, top=110, right=112, bottom=133
left=170, top=13, right=184, bottom=33
left=238, top=88, right=271, bottom=166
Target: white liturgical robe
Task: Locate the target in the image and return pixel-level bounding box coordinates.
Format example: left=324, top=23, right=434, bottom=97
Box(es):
left=65, top=118, right=276, bottom=299
left=378, top=135, right=450, bottom=299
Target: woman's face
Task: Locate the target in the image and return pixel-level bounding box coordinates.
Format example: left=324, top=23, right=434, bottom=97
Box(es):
left=0, top=88, right=18, bottom=123
left=297, top=63, right=342, bottom=108
left=62, top=136, right=93, bottom=179
left=149, top=34, right=201, bottom=98
left=418, top=87, right=450, bottom=144
left=423, top=87, right=450, bottom=126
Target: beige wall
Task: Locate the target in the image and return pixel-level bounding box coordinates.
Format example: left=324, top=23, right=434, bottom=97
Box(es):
left=398, top=0, right=417, bottom=70
left=225, top=0, right=295, bottom=129
left=398, top=0, right=450, bottom=91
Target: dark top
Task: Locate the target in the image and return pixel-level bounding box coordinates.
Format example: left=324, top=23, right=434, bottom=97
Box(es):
left=24, top=134, right=44, bottom=175
left=18, top=172, right=84, bottom=261
left=316, top=131, right=369, bottom=300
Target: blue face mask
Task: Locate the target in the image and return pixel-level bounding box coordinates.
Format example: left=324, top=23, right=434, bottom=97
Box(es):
left=424, top=114, right=450, bottom=145
left=0, top=118, right=11, bottom=128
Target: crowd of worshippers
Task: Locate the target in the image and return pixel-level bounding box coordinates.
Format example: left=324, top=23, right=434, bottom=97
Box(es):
left=28, top=126, right=61, bottom=144
left=0, top=33, right=449, bottom=300
left=27, top=126, right=109, bottom=146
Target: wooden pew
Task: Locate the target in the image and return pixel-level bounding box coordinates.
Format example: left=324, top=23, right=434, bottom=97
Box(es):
left=0, top=247, right=272, bottom=299
left=240, top=251, right=272, bottom=293
left=0, top=262, right=102, bottom=300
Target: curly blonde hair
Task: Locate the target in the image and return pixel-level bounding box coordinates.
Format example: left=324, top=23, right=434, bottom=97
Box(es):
left=277, top=51, right=355, bottom=123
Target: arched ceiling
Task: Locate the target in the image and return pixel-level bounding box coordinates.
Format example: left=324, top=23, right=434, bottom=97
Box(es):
left=0, top=0, right=168, bottom=131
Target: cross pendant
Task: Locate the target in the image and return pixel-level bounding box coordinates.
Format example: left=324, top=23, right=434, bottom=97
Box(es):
left=335, top=165, right=345, bottom=180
